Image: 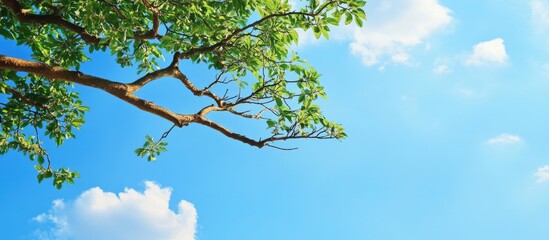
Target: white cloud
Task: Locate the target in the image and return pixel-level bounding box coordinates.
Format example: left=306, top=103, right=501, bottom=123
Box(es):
left=486, top=134, right=523, bottom=145
left=532, top=0, right=549, bottom=33
left=433, top=64, right=451, bottom=74
left=530, top=0, right=549, bottom=56
left=432, top=57, right=453, bottom=74
left=350, top=0, right=452, bottom=66
left=465, top=38, right=509, bottom=66
left=391, top=53, right=410, bottom=63
left=33, top=181, right=197, bottom=240
left=535, top=165, right=549, bottom=182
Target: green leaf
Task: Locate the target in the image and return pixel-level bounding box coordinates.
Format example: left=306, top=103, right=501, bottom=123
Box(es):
left=354, top=8, right=367, bottom=20
left=0, top=27, right=15, bottom=39
left=134, top=148, right=145, bottom=156
left=326, top=17, right=339, bottom=25
left=37, top=174, right=44, bottom=183
left=266, top=119, right=277, bottom=128
left=313, top=26, right=321, bottom=39
left=345, top=12, right=353, bottom=25
left=321, top=27, right=330, bottom=39
left=355, top=17, right=363, bottom=27
left=275, top=98, right=283, bottom=107
left=37, top=155, right=44, bottom=165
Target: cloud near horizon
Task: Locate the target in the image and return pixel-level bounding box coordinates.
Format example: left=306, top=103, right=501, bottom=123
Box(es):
left=33, top=181, right=197, bottom=240
left=350, top=0, right=452, bottom=66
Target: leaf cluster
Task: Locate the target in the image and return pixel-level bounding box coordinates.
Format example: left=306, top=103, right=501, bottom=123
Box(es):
left=134, top=135, right=168, bottom=162
left=0, top=70, right=87, bottom=188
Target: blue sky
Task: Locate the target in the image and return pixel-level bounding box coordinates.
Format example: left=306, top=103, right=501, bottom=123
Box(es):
left=3, top=0, right=549, bottom=239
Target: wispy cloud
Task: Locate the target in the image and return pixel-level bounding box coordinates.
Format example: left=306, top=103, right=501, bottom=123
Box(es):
left=433, top=64, right=451, bottom=74
left=432, top=57, right=453, bottom=74
left=486, top=134, right=523, bottom=145
left=535, top=165, right=549, bottom=182
left=452, top=88, right=475, bottom=98
left=530, top=0, right=549, bottom=58
left=33, top=181, right=197, bottom=240
left=350, top=0, right=452, bottom=66
left=531, top=0, right=549, bottom=33
left=465, top=38, right=509, bottom=66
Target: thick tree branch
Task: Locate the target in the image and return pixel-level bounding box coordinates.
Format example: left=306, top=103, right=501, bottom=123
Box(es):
left=127, top=67, right=175, bottom=92
left=127, top=53, right=180, bottom=92
left=197, top=105, right=222, bottom=116
left=0, top=54, right=193, bottom=127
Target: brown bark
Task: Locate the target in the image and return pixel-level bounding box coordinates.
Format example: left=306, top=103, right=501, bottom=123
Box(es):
left=0, top=55, right=192, bottom=127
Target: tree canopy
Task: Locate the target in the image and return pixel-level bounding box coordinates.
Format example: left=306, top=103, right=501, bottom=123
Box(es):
left=0, top=0, right=366, bottom=188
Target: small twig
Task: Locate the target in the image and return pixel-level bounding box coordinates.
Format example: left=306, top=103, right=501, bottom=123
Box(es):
left=203, top=70, right=227, bottom=91
left=156, top=124, right=176, bottom=144
left=6, top=86, right=50, bottom=109
left=266, top=144, right=298, bottom=151
left=33, top=114, right=51, bottom=169
left=96, top=0, right=128, bottom=19
left=222, top=89, right=229, bottom=100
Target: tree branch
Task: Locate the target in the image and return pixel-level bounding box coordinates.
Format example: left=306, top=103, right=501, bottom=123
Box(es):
left=0, top=54, right=193, bottom=127
left=179, top=2, right=336, bottom=59
left=193, top=115, right=267, bottom=148
left=1, top=0, right=102, bottom=44
left=127, top=53, right=180, bottom=92
left=133, top=0, right=162, bottom=40
left=96, top=0, right=128, bottom=20
left=4, top=85, right=49, bottom=109
left=193, top=114, right=336, bottom=149
left=127, top=67, right=175, bottom=92
left=172, top=68, right=224, bottom=106
left=3, top=0, right=165, bottom=46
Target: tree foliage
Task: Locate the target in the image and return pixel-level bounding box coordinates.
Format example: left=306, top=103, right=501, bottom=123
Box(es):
left=0, top=0, right=366, bottom=188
